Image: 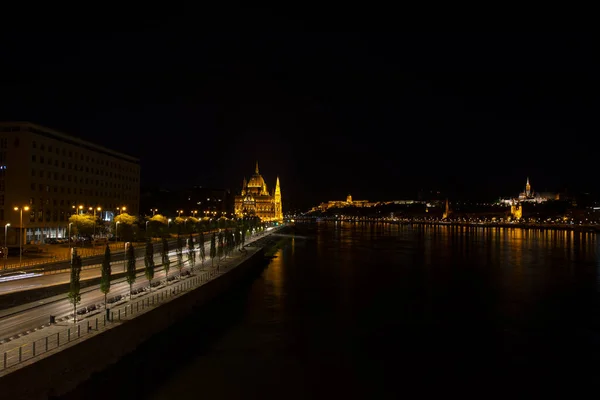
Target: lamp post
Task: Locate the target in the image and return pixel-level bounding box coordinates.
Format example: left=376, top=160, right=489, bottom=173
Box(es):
left=78, top=205, right=84, bottom=215
left=177, top=210, right=183, bottom=217
left=146, top=220, right=150, bottom=238
left=68, top=222, right=73, bottom=252
left=90, top=206, right=102, bottom=238
left=13, top=206, right=30, bottom=266
left=151, top=208, right=157, bottom=216
left=4, top=223, right=10, bottom=270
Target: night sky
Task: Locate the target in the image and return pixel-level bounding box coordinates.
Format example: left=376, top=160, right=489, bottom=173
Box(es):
left=1, top=29, right=597, bottom=210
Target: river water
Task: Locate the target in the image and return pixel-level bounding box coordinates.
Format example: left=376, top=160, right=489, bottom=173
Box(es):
left=62, top=222, right=600, bottom=398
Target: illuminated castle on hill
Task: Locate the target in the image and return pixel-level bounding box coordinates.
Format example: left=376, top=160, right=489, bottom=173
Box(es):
left=234, top=162, right=283, bottom=221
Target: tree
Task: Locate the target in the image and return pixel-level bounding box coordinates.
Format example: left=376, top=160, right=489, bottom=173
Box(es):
left=68, top=214, right=96, bottom=237
left=161, top=237, right=171, bottom=281
left=144, top=239, right=155, bottom=290
left=176, top=235, right=184, bottom=277
left=187, top=234, right=195, bottom=272
left=217, top=231, right=224, bottom=267
left=126, top=243, right=136, bottom=299
left=115, top=213, right=138, bottom=242
left=235, top=229, right=241, bottom=250
left=210, top=232, right=216, bottom=267
left=147, top=214, right=168, bottom=237
left=199, top=231, right=206, bottom=265
left=100, top=244, right=112, bottom=307
left=226, top=229, right=233, bottom=257
left=223, top=229, right=229, bottom=258
left=68, top=248, right=82, bottom=323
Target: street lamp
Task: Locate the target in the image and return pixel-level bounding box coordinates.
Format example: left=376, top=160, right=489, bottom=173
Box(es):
left=151, top=208, right=157, bottom=216
left=68, top=222, right=73, bottom=251
left=13, top=206, right=30, bottom=266
left=4, top=223, right=10, bottom=270
left=91, top=206, right=102, bottom=238
left=115, top=221, right=120, bottom=242
left=78, top=205, right=84, bottom=215
left=177, top=210, right=183, bottom=217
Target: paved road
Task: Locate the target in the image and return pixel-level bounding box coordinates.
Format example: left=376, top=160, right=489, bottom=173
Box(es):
left=0, top=229, right=276, bottom=342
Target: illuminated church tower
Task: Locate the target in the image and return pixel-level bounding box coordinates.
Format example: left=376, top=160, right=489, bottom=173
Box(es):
left=275, top=176, right=283, bottom=221
left=525, top=177, right=531, bottom=197
left=443, top=198, right=451, bottom=219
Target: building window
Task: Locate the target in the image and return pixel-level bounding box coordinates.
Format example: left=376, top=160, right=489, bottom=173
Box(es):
left=32, top=169, right=35, bottom=176
left=31, top=183, right=35, bottom=190
left=32, top=155, right=36, bottom=162
left=40, top=156, right=44, bottom=163
left=32, top=141, right=36, bottom=149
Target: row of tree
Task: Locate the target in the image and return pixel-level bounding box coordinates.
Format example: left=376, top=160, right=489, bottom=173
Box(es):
left=68, top=212, right=264, bottom=243
left=67, top=225, right=261, bottom=322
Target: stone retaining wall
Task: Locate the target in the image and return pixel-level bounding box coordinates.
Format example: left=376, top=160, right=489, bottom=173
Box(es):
left=0, top=248, right=266, bottom=400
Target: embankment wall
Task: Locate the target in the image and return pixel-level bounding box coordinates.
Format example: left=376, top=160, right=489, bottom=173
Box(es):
left=0, top=248, right=265, bottom=400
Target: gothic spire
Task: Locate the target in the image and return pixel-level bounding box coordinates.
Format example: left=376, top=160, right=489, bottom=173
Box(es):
left=255, top=161, right=259, bottom=174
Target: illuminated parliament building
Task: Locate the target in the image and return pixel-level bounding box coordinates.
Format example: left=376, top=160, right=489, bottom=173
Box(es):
left=234, top=162, right=283, bottom=221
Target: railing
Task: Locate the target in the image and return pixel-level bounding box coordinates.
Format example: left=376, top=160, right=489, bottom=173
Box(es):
left=0, top=258, right=239, bottom=372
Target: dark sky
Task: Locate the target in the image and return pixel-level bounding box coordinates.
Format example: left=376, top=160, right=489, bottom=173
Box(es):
left=0, top=28, right=597, bottom=210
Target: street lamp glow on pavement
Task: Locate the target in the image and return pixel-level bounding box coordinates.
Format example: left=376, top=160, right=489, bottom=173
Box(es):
left=13, top=206, right=30, bottom=266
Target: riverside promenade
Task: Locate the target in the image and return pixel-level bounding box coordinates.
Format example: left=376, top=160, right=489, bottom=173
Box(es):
left=0, top=226, right=285, bottom=379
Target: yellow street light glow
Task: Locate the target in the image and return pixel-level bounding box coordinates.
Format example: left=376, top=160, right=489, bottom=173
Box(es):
left=24, top=206, right=29, bottom=211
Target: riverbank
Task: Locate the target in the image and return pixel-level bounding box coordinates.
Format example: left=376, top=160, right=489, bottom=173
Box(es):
left=294, top=218, right=600, bottom=232
left=0, top=227, right=288, bottom=400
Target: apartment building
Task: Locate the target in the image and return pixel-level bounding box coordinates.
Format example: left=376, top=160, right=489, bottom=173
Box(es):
left=0, top=122, right=140, bottom=246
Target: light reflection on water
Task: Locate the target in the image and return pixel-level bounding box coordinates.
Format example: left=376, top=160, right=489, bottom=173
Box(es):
left=62, top=222, right=600, bottom=399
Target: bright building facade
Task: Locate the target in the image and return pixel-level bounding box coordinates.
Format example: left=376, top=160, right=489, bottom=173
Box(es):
left=234, top=162, right=282, bottom=221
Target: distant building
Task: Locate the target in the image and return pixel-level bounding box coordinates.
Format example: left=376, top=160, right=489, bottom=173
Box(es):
left=234, top=162, right=283, bottom=221
left=316, top=194, right=374, bottom=211
left=500, top=177, right=558, bottom=205
left=0, top=121, right=140, bottom=244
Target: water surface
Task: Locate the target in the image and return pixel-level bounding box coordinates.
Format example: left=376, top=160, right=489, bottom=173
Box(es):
left=63, top=223, right=600, bottom=398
